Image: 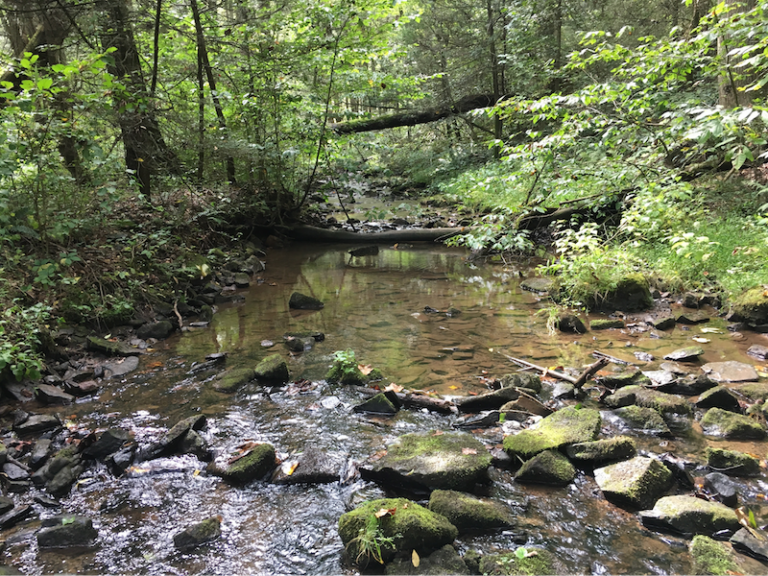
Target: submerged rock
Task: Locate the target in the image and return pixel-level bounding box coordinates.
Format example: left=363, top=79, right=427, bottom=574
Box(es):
left=213, top=367, right=256, bottom=393
left=639, top=495, right=739, bottom=536
left=503, top=406, right=601, bottom=459
left=428, top=490, right=515, bottom=534
left=385, top=544, right=469, bottom=575
left=701, top=361, right=759, bottom=383
left=37, top=516, right=98, bottom=549
left=288, top=292, right=324, bottom=310
left=207, top=443, right=276, bottom=484
left=556, top=314, right=587, bottom=334
left=700, top=408, right=765, bottom=439
left=338, top=498, right=458, bottom=566
left=254, top=354, right=290, bottom=383
left=361, top=432, right=491, bottom=491
left=34, top=384, right=74, bottom=405
left=565, top=436, right=637, bottom=464
left=594, top=456, right=672, bottom=509
left=173, top=517, right=221, bottom=551
left=478, top=548, right=555, bottom=575
left=515, top=450, right=575, bottom=486
left=271, top=450, right=346, bottom=485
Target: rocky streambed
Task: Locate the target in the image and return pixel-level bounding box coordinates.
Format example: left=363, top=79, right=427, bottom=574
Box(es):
left=1, top=243, right=768, bottom=574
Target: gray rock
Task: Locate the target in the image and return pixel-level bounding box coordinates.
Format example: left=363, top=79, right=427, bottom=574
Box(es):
left=694, top=386, right=741, bottom=412
left=173, top=517, right=221, bottom=551
left=676, top=311, right=710, bottom=324
left=34, top=384, right=74, bottom=405
left=102, top=355, right=140, bottom=378
left=0, top=496, right=13, bottom=516
left=604, top=385, right=691, bottom=415
left=233, top=273, right=250, bottom=288
left=664, top=346, right=704, bottom=362
left=47, top=461, right=84, bottom=498
left=2, top=462, right=28, bottom=481
left=137, top=320, right=174, bottom=340
left=702, top=361, right=759, bottom=383
left=594, top=456, right=672, bottom=509
left=0, top=505, right=35, bottom=530
left=515, top=450, right=575, bottom=486
left=288, top=292, right=324, bottom=310
left=353, top=392, right=399, bottom=415
left=385, top=544, right=470, bottom=575
left=730, top=527, right=768, bottom=562
left=652, top=316, right=676, bottom=330
left=565, top=436, right=637, bottom=464
left=595, top=370, right=651, bottom=388
left=610, top=406, right=672, bottom=436
left=86, top=336, right=143, bottom=356
left=639, top=495, right=740, bottom=536
left=37, top=516, right=98, bottom=548
left=747, top=345, right=768, bottom=360
left=178, top=429, right=211, bottom=461
left=83, top=428, right=131, bottom=460
left=703, top=473, right=739, bottom=507
left=520, top=277, right=553, bottom=293
left=271, top=450, right=346, bottom=485
left=14, top=414, right=61, bottom=435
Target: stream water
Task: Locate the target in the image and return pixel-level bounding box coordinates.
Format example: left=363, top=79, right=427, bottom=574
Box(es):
left=5, top=242, right=768, bottom=575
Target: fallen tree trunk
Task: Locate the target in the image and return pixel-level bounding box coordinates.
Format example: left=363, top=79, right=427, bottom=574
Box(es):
left=330, top=94, right=498, bottom=135
left=283, top=224, right=471, bottom=243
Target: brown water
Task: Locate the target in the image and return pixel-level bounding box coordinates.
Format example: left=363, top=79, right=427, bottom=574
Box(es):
left=5, top=243, right=768, bottom=575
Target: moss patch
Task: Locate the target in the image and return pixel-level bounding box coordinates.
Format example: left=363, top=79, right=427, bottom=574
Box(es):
left=213, top=367, right=255, bottom=393
left=503, top=406, right=601, bottom=458
left=700, top=408, right=765, bottom=440
left=644, top=495, right=740, bottom=535
left=590, top=318, right=625, bottom=330
left=207, top=443, right=276, bottom=484
left=479, top=549, right=555, bottom=575
left=611, top=406, right=672, bottom=436
left=515, top=450, right=576, bottom=486
left=690, top=535, right=740, bottom=575
left=732, top=287, right=768, bottom=325
left=604, top=385, right=691, bottom=415
left=566, top=436, right=637, bottom=463
left=594, top=456, right=672, bottom=509
left=254, top=354, right=289, bottom=382
left=706, top=447, right=760, bottom=476
left=428, top=490, right=514, bottom=534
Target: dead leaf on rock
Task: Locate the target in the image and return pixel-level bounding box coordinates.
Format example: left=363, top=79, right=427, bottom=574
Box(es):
left=384, top=383, right=404, bottom=393
left=432, top=430, right=445, bottom=436
left=462, top=447, right=478, bottom=455
left=358, top=364, right=373, bottom=375
left=369, top=450, right=387, bottom=462
left=374, top=507, right=396, bottom=519
left=412, top=550, right=420, bottom=567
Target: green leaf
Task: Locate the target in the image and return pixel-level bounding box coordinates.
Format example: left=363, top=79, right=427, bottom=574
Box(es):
left=515, top=547, right=527, bottom=560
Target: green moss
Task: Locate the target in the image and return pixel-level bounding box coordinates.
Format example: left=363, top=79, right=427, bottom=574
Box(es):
left=732, top=287, right=768, bottom=325
left=566, top=436, right=637, bottom=463
left=503, top=406, right=601, bottom=458
left=706, top=448, right=760, bottom=476
left=596, top=371, right=651, bottom=388
left=213, top=367, right=255, bottom=393
left=254, top=354, right=289, bottom=382
left=701, top=408, right=765, bottom=439
left=595, top=456, right=672, bottom=509
left=604, top=385, right=691, bottom=414
left=428, top=490, right=514, bottom=533
left=590, top=318, right=625, bottom=330
left=515, top=450, right=576, bottom=486
left=690, top=535, right=740, bottom=576
left=651, top=495, right=740, bottom=534
left=611, top=405, right=671, bottom=435
left=479, top=549, right=555, bottom=575
left=735, top=382, right=768, bottom=402
left=208, top=443, right=276, bottom=484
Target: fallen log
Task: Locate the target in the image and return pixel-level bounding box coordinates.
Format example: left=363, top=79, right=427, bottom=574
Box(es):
left=283, top=224, right=471, bottom=243
left=504, top=355, right=609, bottom=389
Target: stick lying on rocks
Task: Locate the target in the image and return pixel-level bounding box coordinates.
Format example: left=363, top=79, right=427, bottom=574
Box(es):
left=505, top=355, right=609, bottom=389
left=356, top=386, right=456, bottom=414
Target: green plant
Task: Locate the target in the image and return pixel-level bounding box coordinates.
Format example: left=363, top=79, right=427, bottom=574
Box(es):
left=0, top=301, right=51, bottom=381
left=331, top=349, right=359, bottom=380
left=345, top=513, right=397, bottom=567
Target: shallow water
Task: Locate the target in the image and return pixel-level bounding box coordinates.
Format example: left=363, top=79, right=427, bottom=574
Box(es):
left=5, top=243, right=768, bottom=575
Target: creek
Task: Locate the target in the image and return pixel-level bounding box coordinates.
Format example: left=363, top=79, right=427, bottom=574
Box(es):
left=5, top=242, right=768, bottom=575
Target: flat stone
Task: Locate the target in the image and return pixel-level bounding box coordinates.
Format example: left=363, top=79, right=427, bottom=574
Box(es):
left=652, top=316, right=677, bottom=330
left=213, top=367, right=255, bottom=393
left=590, top=318, right=625, bottom=330
left=37, top=516, right=98, bottom=548
left=747, top=345, right=768, bottom=360
left=233, top=273, right=251, bottom=288
left=14, top=414, right=61, bottom=435
left=676, top=311, right=710, bottom=324
left=271, top=450, right=346, bottom=485
left=639, top=495, right=740, bottom=536
left=664, top=346, right=704, bottom=362
left=520, top=277, right=553, bottom=293
left=566, top=436, right=637, bottom=464
left=594, top=456, right=672, bottom=509
left=503, top=406, right=601, bottom=458
left=702, top=361, right=759, bottom=383
left=34, top=384, right=74, bottom=405
left=63, top=380, right=100, bottom=396
left=0, top=505, right=35, bottom=530
left=731, top=527, right=768, bottom=562
left=0, top=496, right=13, bottom=516
left=86, top=336, right=143, bottom=356
left=102, top=355, right=141, bottom=378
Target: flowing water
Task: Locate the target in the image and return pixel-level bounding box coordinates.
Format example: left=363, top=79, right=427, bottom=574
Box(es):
left=5, top=242, right=768, bottom=575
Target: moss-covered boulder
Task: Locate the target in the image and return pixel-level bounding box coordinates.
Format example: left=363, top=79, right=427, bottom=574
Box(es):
left=639, top=495, right=740, bottom=536
left=706, top=447, right=760, bottom=476
left=590, top=318, right=625, bottom=330
left=731, top=287, right=768, bottom=326
left=384, top=544, right=469, bottom=575
left=735, top=382, right=768, bottom=402
left=254, top=354, right=289, bottom=383
left=604, top=385, right=691, bottom=415
left=565, top=436, right=637, bottom=464
left=361, top=433, right=491, bottom=491
left=594, top=456, right=672, bottom=509
left=595, top=273, right=653, bottom=312
left=515, top=450, right=576, bottom=486
left=428, top=490, right=515, bottom=534
left=690, top=535, right=741, bottom=576
left=206, top=443, right=275, bottom=484
left=173, top=517, right=221, bottom=551
left=501, top=373, right=542, bottom=394
left=86, top=336, right=143, bottom=356
left=503, top=407, right=600, bottom=459
left=338, top=498, right=458, bottom=566
left=478, top=548, right=555, bottom=575
left=610, top=406, right=672, bottom=436
left=213, top=367, right=255, bottom=393
left=700, top=408, right=765, bottom=440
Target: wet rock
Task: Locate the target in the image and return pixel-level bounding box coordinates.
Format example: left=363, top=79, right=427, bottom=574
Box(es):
left=338, top=498, right=458, bottom=566
left=136, top=320, right=174, bottom=340
left=694, top=386, right=741, bottom=413
left=556, top=314, right=587, bottom=334
left=676, top=311, right=710, bottom=324
left=0, top=496, right=13, bottom=516
left=428, top=490, right=515, bottom=534
left=478, top=548, right=555, bottom=575
left=233, top=273, right=250, bottom=288
left=565, top=436, right=637, bottom=464
left=271, top=450, right=346, bottom=485
left=47, top=457, right=84, bottom=498
left=83, top=428, right=131, bottom=461
left=0, top=442, right=6, bottom=467
left=288, top=292, right=324, bottom=310
left=102, top=356, right=140, bottom=379
left=515, top=450, right=575, bottom=486
left=701, top=361, right=759, bottom=383
left=173, top=517, right=221, bottom=551
left=34, top=384, right=74, bottom=405
left=590, top=318, right=625, bottom=330
left=385, top=544, right=469, bottom=575
left=735, top=382, right=768, bottom=402
left=551, top=381, right=575, bottom=399
left=63, top=379, right=100, bottom=396
left=603, top=385, right=691, bottom=415
left=503, top=406, right=601, bottom=459
left=730, top=528, right=768, bottom=562
left=520, top=277, right=553, bottom=293
left=284, top=336, right=314, bottom=352
left=108, top=445, right=136, bottom=476
left=683, top=292, right=703, bottom=308
left=34, top=495, right=61, bottom=509
left=3, top=382, right=35, bottom=402
left=500, top=373, right=542, bottom=394
left=0, top=505, right=35, bottom=530
left=456, top=388, right=521, bottom=413
left=37, top=516, right=98, bottom=548
left=453, top=410, right=529, bottom=429
left=747, top=344, right=768, bottom=361
left=594, top=456, right=672, bottom=509
left=639, top=495, right=739, bottom=536
left=700, top=408, right=764, bottom=439
left=642, top=370, right=676, bottom=387
left=706, top=447, right=760, bottom=476
left=254, top=354, right=290, bottom=383
left=86, top=336, right=143, bottom=356
left=207, top=442, right=276, bottom=484
left=2, top=462, right=29, bottom=481
left=595, top=370, right=651, bottom=388
left=651, top=316, right=676, bottom=330
left=353, top=392, right=399, bottom=415
left=213, top=367, right=255, bottom=393
left=361, top=432, right=491, bottom=491
left=178, top=429, right=211, bottom=461
left=665, top=373, right=717, bottom=396
left=499, top=394, right=552, bottom=417
left=731, top=287, right=768, bottom=326
left=14, top=414, right=61, bottom=436
left=690, top=535, right=742, bottom=575
left=703, top=473, right=739, bottom=507
left=664, top=346, right=704, bottom=362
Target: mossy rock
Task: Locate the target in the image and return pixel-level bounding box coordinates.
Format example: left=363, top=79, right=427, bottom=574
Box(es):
left=213, top=367, right=255, bottom=393
left=610, top=406, right=672, bottom=436
left=338, top=498, right=458, bottom=566
left=173, top=517, right=221, bottom=551
left=700, top=408, right=765, bottom=440
left=594, top=456, right=672, bottom=510
left=604, top=385, right=691, bottom=415
left=478, top=549, right=555, bottom=575
left=640, top=495, right=740, bottom=536
left=595, top=370, right=651, bottom=388
left=288, top=292, right=324, bottom=310
left=731, top=287, right=768, bottom=325
left=565, top=436, right=637, bottom=464
left=86, top=336, right=142, bottom=357
left=384, top=544, right=469, bottom=575
left=690, top=535, right=741, bottom=576
left=428, top=490, right=515, bottom=534
left=735, top=382, right=768, bottom=402
left=500, top=373, right=542, bottom=394
left=207, top=443, right=275, bottom=484
left=326, top=363, right=383, bottom=386
left=254, top=354, right=289, bottom=383
left=590, top=318, right=625, bottom=330
left=362, top=432, right=492, bottom=491
left=593, top=273, right=653, bottom=312
left=503, top=406, right=601, bottom=459
left=515, top=450, right=576, bottom=486
left=706, top=447, right=760, bottom=476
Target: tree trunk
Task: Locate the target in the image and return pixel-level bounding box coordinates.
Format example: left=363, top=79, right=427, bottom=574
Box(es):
left=717, top=0, right=755, bottom=108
